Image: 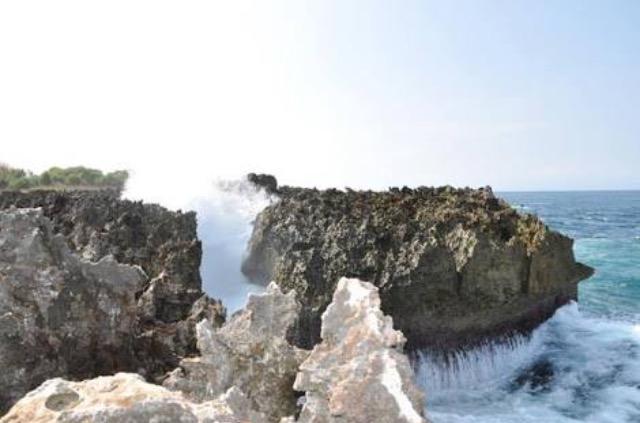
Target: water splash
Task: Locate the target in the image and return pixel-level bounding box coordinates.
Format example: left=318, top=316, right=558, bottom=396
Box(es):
left=415, top=332, right=544, bottom=396
left=416, top=303, right=640, bottom=422
left=193, top=178, right=275, bottom=312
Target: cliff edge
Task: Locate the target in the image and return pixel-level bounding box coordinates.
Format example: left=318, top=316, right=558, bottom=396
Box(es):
left=242, top=175, right=594, bottom=351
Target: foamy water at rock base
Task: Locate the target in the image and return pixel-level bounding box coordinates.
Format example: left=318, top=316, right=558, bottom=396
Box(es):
left=417, top=191, right=640, bottom=422
left=417, top=303, right=640, bottom=422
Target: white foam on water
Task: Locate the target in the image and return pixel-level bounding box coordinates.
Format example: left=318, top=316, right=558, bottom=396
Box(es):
left=416, top=303, right=640, bottom=422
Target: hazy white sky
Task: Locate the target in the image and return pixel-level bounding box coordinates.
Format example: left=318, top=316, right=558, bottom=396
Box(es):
left=1, top=0, right=639, bottom=198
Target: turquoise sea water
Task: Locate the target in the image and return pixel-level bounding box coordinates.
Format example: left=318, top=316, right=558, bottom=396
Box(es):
left=418, top=191, right=640, bottom=422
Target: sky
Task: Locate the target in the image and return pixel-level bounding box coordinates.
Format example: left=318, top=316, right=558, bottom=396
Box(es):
left=1, top=0, right=639, bottom=201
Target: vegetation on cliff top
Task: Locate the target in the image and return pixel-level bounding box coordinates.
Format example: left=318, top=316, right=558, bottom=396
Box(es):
left=0, top=164, right=129, bottom=192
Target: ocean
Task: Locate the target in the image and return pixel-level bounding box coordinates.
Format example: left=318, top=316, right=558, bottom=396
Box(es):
left=417, top=191, right=640, bottom=422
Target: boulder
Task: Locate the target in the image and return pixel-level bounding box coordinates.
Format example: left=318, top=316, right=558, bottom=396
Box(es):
left=294, top=278, right=427, bottom=423
left=0, top=373, right=266, bottom=423
left=242, top=179, right=594, bottom=350
left=164, top=282, right=309, bottom=421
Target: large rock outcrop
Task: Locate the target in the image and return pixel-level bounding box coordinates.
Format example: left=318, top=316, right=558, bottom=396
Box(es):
left=294, top=278, right=427, bottom=423
left=242, top=176, right=594, bottom=350
left=0, top=190, right=216, bottom=325
left=0, top=190, right=225, bottom=377
left=164, top=282, right=308, bottom=421
left=0, top=373, right=266, bottom=423
left=0, top=208, right=146, bottom=412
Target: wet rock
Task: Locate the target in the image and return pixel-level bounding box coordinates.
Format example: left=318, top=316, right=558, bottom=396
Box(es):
left=0, top=373, right=266, bottom=423
left=164, top=282, right=308, bottom=421
left=0, top=208, right=145, bottom=413
left=242, top=180, right=594, bottom=350
left=294, top=278, right=427, bottom=423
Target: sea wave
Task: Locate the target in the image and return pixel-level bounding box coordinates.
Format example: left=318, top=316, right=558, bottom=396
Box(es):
left=416, top=303, right=640, bottom=422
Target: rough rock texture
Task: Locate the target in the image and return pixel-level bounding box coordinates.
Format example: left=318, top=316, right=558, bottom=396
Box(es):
left=0, top=373, right=266, bottom=423
left=248, top=173, right=279, bottom=195
left=242, top=177, right=594, bottom=350
left=164, top=282, right=308, bottom=422
left=0, top=208, right=146, bottom=413
left=0, top=190, right=214, bottom=324
left=294, top=278, right=427, bottom=423
left=0, top=190, right=225, bottom=378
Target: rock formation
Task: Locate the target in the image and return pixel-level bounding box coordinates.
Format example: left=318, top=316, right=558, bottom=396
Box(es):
left=294, top=278, right=427, bottom=423
left=0, top=190, right=225, bottom=375
left=0, top=190, right=225, bottom=413
left=0, top=373, right=266, bottom=423
left=164, top=282, right=308, bottom=421
left=0, top=208, right=145, bottom=412
left=0, top=190, right=218, bottom=326
left=3, top=277, right=429, bottom=423
left=242, top=176, right=594, bottom=350
left=247, top=173, right=278, bottom=195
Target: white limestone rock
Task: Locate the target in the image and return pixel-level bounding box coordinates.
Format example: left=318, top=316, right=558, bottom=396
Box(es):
left=293, top=278, right=428, bottom=423
left=0, top=372, right=265, bottom=423
left=163, top=282, right=308, bottom=421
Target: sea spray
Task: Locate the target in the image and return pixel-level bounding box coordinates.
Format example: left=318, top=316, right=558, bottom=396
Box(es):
left=125, top=173, right=275, bottom=312
left=415, top=331, right=544, bottom=396
left=417, top=303, right=640, bottom=422
left=193, top=178, right=274, bottom=312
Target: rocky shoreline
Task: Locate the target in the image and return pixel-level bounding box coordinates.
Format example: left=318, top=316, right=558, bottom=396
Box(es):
left=0, top=181, right=593, bottom=421
left=242, top=175, right=594, bottom=351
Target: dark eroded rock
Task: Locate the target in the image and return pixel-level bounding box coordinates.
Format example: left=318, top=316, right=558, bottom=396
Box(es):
left=0, top=208, right=145, bottom=412
left=0, top=191, right=225, bottom=413
left=0, top=190, right=209, bottom=324
left=242, top=179, right=594, bottom=351
left=247, top=173, right=279, bottom=195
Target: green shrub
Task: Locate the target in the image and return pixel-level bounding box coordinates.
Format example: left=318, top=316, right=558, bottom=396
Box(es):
left=0, top=164, right=129, bottom=192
